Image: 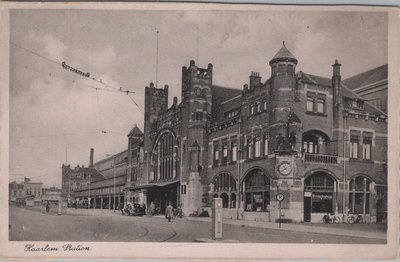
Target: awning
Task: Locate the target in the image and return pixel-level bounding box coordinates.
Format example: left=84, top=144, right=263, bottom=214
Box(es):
left=128, top=180, right=179, bottom=191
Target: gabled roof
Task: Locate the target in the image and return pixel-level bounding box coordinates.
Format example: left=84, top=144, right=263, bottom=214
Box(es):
left=299, top=71, right=385, bottom=116
left=128, top=125, right=143, bottom=137
left=343, top=64, right=388, bottom=90
left=211, top=85, right=242, bottom=122
left=300, top=72, right=332, bottom=87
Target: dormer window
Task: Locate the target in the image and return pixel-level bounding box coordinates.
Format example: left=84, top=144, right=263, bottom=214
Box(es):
left=351, top=100, right=364, bottom=110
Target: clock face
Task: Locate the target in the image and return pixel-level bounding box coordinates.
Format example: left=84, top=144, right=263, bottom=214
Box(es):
left=278, top=162, right=292, bottom=176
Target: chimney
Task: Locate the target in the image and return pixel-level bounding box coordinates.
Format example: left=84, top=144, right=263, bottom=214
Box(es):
left=89, top=148, right=94, bottom=168
left=332, top=59, right=342, bottom=107
left=249, top=71, right=261, bottom=90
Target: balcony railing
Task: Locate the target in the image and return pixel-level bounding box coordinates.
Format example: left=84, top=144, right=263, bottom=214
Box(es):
left=303, top=152, right=338, bottom=164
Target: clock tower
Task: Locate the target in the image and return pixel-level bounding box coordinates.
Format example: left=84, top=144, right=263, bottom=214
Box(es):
left=270, top=111, right=303, bottom=223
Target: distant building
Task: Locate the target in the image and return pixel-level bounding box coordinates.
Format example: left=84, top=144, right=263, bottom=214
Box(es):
left=9, top=181, right=25, bottom=203
left=61, top=148, right=104, bottom=205
left=73, top=149, right=128, bottom=209
left=343, top=64, right=388, bottom=113
left=42, top=187, right=62, bottom=204
left=23, top=177, right=43, bottom=206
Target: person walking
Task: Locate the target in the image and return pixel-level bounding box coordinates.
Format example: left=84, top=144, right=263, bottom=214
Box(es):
left=166, top=203, right=173, bottom=222
left=142, top=202, right=146, bottom=215
left=45, top=201, right=50, bottom=213
left=149, top=202, right=155, bottom=217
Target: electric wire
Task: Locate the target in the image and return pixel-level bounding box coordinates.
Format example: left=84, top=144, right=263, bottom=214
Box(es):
left=11, top=42, right=143, bottom=111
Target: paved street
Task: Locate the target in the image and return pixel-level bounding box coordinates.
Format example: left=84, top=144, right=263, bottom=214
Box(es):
left=9, top=205, right=386, bottom=243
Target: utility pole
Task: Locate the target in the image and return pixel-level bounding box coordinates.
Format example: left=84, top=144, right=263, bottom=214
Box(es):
left=156, top=29, right=159, bottom=87
left=113, top=156, right=116, bottom=212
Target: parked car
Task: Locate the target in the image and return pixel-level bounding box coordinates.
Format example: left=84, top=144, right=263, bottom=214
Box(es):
left=122, top=203, right=145, bottom=216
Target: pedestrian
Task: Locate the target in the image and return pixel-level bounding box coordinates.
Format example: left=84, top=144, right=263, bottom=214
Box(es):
left=166, top=202, right=173, bottom=222
left=142, top=202, right=146, bottom=215
left=149, top=202, right=155, bottom=216
left=46, top=201, right=50, bottom=213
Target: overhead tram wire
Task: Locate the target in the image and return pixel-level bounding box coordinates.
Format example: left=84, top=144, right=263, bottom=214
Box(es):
left=11, top=42, right=143, bottom=111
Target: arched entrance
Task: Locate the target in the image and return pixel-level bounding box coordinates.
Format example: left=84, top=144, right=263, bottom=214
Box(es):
left=304, top=171, right=336, bottom=222
left=349, top=175, right=373, bottom=215
left=212, top=172, right=237, bottom=209
left=243, top=169, right=271, bottom=212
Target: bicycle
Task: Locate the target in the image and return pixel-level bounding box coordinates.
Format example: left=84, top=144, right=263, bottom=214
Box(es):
left=172, top=207, right=184, bottom=219
left=347, top=212, right=364, bottom=224
left=322, top=212, right=341, bottom=223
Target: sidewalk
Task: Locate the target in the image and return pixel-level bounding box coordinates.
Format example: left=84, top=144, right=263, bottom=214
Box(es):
left=183, top=216, right=387, bottom=240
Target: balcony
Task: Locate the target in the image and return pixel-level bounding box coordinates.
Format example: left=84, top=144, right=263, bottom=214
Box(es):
left=303, top=152, right=338, bottom=164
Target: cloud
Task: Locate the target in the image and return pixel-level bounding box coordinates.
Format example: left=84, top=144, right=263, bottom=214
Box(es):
left=70, top=46, right=117, bottom=72
left=28, top=31, right=68, bottom=62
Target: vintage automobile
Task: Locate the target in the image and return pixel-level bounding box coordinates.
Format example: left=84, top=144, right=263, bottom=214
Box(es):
left=122, top=203, right=145, bottom=216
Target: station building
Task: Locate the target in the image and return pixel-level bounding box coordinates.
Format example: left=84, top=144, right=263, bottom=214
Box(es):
left=68, top=43, right=388, bottom=223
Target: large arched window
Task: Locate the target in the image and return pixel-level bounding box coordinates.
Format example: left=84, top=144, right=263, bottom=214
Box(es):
left=150, top=131, right=179, bottom=182
left=212, top=172, right=237, bottom=208
left=302, top=130, right=330, bottom=154
left=244, top=169, right=270, bottom=212
left=349, top=176, right=372, bottom=214
left=220, top=193, right=229, bottom=208
left=304, top=172, right=335, bottom=214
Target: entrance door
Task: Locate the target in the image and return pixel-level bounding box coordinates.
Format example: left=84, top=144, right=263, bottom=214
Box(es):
left=304, top=197, right=311, bottom=222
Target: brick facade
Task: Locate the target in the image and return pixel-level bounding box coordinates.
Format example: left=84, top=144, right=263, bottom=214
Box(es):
left=72, top=43, right=387, bottom=223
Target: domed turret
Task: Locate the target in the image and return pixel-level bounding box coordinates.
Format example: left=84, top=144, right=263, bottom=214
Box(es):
left=269, top=42, right=297, bottom=77
left=269, top=41, right=298, bottom=65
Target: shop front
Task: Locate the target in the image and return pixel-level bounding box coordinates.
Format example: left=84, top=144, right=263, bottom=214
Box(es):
left=241, top=168, right=271, bottom=222
left=304, top=171, right=336, bottom=223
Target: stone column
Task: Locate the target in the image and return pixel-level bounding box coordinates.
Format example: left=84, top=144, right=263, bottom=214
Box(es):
left=186, top=172, right=202, bottom=215
left=100, top=196, right=103, bottom=209
left=109, top=194, right=111, bottom=210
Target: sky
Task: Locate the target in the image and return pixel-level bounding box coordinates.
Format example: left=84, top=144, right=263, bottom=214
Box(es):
left=9, top=9, right=387, bottom=187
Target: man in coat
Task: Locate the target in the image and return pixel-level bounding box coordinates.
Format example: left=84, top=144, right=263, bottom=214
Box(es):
left=165, top=203, right=174, bottom=222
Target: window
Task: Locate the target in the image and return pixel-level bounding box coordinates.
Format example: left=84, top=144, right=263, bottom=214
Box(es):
left=307, top=97, right=314, bottom=112
left=317, top=98, right=325, bottom=113
left=181, top=184, right=187, bottom=195
left=263, top=101, right=267, bottom=111
left=362, top=133, right=372, bottom=160
left=247, top=138, right=253, bottom=159
left=222, top=142, right=228, bottom=165
left=349, top=176, right=371, bottom=214
left=193, top=112, right=203, bottom=121
left=244, top=170, right=270, bottom=212
left=278, top=64, right=286, bottom=74
left=249, top=104, right=254, bottom=115
left=231, top=141, right=238, bottom=162
left=256, top=102, right=261, bottom=113
left=307, top=92, right=326, bottom=115
left=254, top=137, right=261, bottom=158
left=287, top=64, right=294, bottom=74
left=350, top=135, right=359, bottom=159
left=305, top=172, right=335, bottom=213
left=221, top=193, right=229, bottom=208
left=151, top=131, right=177, bottom=181
left=263, top=135, right=269, bottom=156
left=213, top=173, right=237, bottom=209
left=213, top=142, right=219, bottom=166
left=351, top=100, right=364, bottom=109
left=230, top=193, right=236, bottom=208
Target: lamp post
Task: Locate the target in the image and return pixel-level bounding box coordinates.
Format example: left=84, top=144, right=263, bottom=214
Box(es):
left=112, top=156, right=116, bottom=212
left=342, top=112, right=348, bottom=222
left=88, top=174, right=91, bottom=209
